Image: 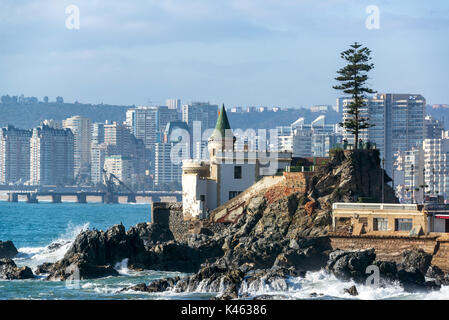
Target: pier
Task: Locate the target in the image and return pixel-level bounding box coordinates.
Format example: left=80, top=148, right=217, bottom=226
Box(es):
left=4, top=190, right=181, bottom=204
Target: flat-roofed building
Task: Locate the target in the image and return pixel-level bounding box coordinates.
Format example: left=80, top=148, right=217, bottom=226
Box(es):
left=0, top=125, right=32, bottom=184
left=332, top=202, right=449, bottom=235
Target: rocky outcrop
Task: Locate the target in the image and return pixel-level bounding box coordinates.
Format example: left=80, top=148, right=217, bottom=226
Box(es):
left=46, top=221, right=224, bottom=280
left=121, top=266, right=303, bottom=300
left=326, top=248, right=439, bottom=292
left=313, top=149, right=398, bottom=205
left=0, top=241, right=18, bottom=259
left=326, top=249, right=376, bottom=282
left=399, top=249, right=432, bottom=275
left=0, top=258, right=34, bottom=280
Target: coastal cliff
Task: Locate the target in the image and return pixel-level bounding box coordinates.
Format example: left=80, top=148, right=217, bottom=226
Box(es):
left=34, top=149, right=449, bottom=297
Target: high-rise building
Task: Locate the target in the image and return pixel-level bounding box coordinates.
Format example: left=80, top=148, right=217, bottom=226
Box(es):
left=103, top=121, right=148, bottom=182
left=182, top=102, right=218, bottom=133
left=342, top=94, right=426, bottom=176
left=0, top=125, right=32, bottom=184
left=424, top=138, right=449, bottom=200
left=182, top=102, right=218, bottom=159
left=90, top=143, right=107, bottom=185
left=126, top=106, right=178, bottom=149
left=62, top=116, right=91, bottom=178
left=104, top=155, right=133, bottom=185
left=30, top=125, right=74, bottom=186
left=291, top=115, right=340, bottom=157
left=166, top=98, right=181, bottom=110
left=153, top=121, right=190, bottom=187
left=104, top=122, right=134, bottom=156
left=425, top=115, right=444, bottom=140
left=92, top=122, right=105, bottom=145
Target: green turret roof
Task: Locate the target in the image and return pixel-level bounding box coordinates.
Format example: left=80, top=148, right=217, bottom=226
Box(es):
left=210, top=104, right=232, bottom=140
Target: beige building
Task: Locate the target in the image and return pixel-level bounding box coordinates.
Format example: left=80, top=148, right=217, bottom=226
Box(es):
left=332, top=202, right=449, bottom=235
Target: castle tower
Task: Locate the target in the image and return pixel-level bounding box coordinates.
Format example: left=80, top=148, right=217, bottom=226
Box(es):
left=208, top=104, right=235, bottom=161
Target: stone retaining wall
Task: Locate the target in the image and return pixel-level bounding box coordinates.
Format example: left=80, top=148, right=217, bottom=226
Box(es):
left=151, top=202, right=190, bottom=242
left=329, top=235, right=449, bottom=271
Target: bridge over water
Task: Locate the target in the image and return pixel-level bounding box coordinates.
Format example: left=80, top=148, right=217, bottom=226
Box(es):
left=4, top=190, right=181, bottom=204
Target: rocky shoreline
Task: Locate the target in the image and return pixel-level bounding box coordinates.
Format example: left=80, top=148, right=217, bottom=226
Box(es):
left=3, top=150, right=449, bottom=299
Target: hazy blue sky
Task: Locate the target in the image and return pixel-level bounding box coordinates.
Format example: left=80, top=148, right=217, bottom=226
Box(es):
left=1, top=0, right=448, bottom=107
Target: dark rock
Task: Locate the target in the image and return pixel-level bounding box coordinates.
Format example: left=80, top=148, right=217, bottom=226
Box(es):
left=0, top=240, right=18, bottom=259
left=35, top=263, right=53, bottom=275
left=47, top=241, right=70, bottom=252
left=0, top=258, right=34, bottom=280
left=252, top=294, right=289, bottom=300
left=344, top=285, right=358, bottom=296
left=400, top=249, right=432, bottom=275
left=426, top=265, right=445, bottom=279
left=326, top=249, right=376, bottom=282
left=425, top=265, right=449, bottom=286
left=373, top=260, right=398, bottom=282
left=124, top=283, right=148, bottom=292
left=120, top=277, right=181, bottom=293
left=397, top=268, right=426, bottom=292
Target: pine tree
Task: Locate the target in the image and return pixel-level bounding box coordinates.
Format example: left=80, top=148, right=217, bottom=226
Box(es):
left=333, top=42, right=376, bottom=149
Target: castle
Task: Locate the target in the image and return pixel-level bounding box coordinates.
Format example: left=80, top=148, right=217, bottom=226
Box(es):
left=181, top=105, right=292, bottom=219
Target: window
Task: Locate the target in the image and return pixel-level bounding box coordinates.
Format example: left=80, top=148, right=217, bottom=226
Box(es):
left=229, top=191, right=242, bottom=200
left=200, top=195, right=205, bottom=202
left=395, top=218, right=413, bottom=231
left=373, top=218, right=388, bottom=231
left=234, top=166, right=242, bottom=179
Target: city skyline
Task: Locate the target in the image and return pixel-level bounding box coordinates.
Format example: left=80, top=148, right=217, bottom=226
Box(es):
left=1, top=1, right=448, bottom=107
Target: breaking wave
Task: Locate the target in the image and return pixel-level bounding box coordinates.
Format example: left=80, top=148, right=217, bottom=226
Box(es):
left=14, top=222, right=90, bottom=270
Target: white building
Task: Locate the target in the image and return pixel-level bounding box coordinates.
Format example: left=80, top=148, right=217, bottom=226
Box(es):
left=182, top=105, right=292, bottom=219
left=424, top=138, right=449, bottom=200
left=166, top=99, right=181, bottom=111
left=104, top=155, right=133, bottom=185
left=63, top=115, right=92, bottom=178
left=126, top=106, right=178, bottom=149
left=91, top=143, right=107, bottom=185
left=292, top=115, right=341, bottom=157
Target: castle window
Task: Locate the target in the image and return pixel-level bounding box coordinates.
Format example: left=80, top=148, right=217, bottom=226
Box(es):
left=234, top=166, right=242, bottom=179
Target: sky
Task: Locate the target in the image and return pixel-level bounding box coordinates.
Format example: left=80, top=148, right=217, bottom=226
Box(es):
left=0, top=0, right=448, bottom=107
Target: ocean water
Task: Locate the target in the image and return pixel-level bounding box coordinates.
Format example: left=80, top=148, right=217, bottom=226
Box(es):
left=1, top=201, right=448, bottom=300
